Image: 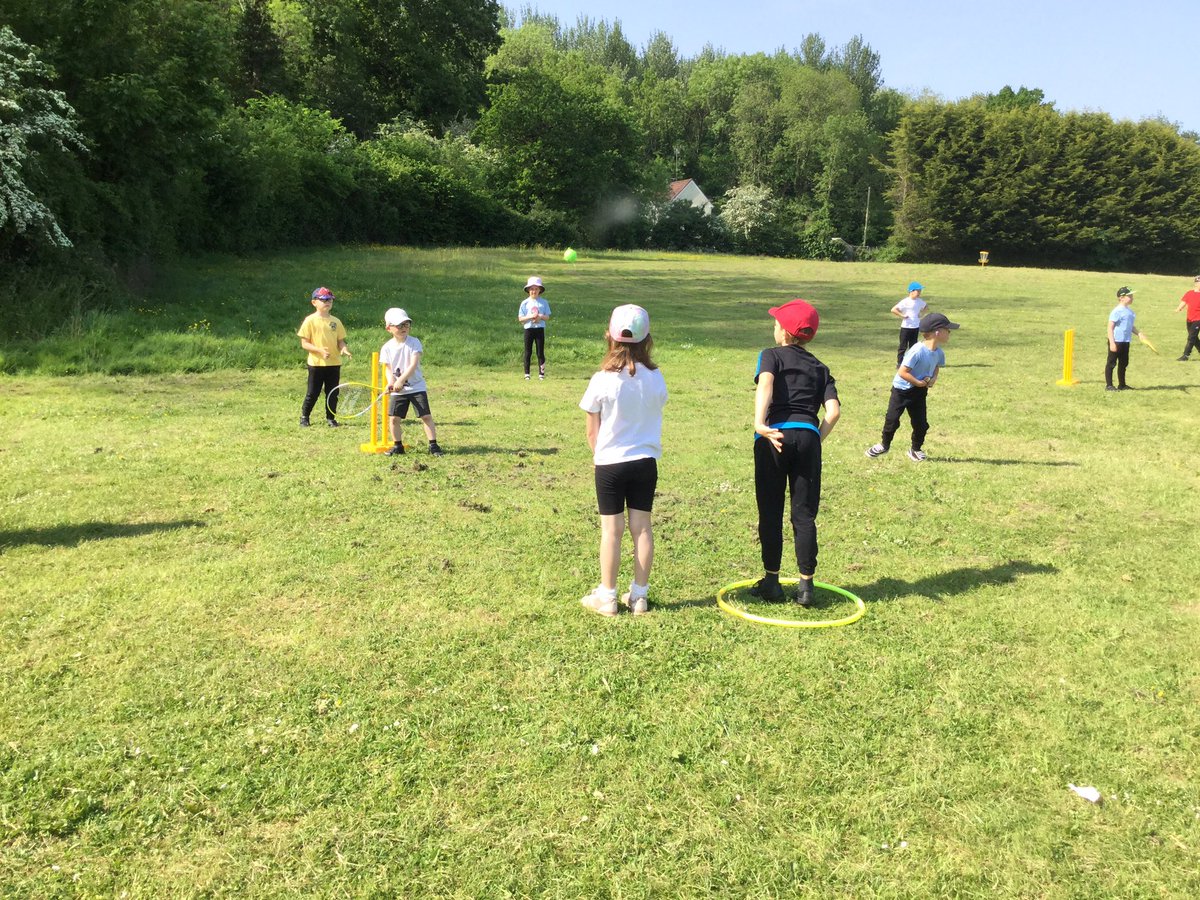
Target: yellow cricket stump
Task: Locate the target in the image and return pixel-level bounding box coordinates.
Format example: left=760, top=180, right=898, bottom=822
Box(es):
left=359, top=352, right=392, bottom=454
left=1056, top=328, right=1081, bottom=386
left=717, top=578, right=866, bottom=629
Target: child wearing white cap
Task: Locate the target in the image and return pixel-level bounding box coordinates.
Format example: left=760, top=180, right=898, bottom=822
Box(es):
left=578, top=305, right=668, bottom=616
left=380, top=307, right=444, bottom=456
left=517, top=276, right=551, bottom=380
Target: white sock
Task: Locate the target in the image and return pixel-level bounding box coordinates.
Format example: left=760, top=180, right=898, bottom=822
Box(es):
left=629, top=582, right=649, bottom=599
left=594, top=586, right=617, bottom=599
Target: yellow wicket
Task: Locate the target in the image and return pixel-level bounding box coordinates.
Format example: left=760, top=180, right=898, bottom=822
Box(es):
left=1056, top=328, right=1080, bottom=386
left=359, top=351, right=393, bottom=453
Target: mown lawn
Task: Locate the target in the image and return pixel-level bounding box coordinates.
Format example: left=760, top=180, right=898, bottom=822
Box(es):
left=2, top=248, right=1198, bottom=897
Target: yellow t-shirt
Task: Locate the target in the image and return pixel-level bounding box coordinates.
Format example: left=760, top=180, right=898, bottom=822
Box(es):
left=297, top=313, right=346, bottom=367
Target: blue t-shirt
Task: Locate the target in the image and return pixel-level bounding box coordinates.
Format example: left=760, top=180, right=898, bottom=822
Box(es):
left=1109, top=305, right=1135, bottom=343
left=893, top=342, right=944, bottom=390
left=519, top=297, right=551, bottom=329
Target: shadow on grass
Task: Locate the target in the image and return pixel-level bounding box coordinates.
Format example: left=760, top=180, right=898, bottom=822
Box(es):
left=936, top=456, right=1080, bottom=467
left=0, top=519, right=205, bottom=551
left=435, top=445, right=561, bottom=457
left=659, top=559, right=1057, bottom=612
left=1128, top=384, right=1192, bottom=392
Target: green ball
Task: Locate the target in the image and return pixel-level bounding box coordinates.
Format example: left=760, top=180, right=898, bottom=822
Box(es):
left=563, top=248, right=578, bottom=262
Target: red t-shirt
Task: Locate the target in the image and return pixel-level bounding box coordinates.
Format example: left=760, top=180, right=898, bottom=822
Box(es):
left=1182, top=290, right=1200, bottom=321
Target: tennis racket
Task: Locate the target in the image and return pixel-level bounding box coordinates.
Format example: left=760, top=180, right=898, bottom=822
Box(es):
left=327, top=381, right=385, bottom=420
left=1138, top=333, right=1159, bottom=354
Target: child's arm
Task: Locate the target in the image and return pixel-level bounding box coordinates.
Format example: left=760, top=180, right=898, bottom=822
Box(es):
left=1108, top=319, right=1117, bottom=351
left=337, top=337, right=352, bottom=359
left=897, top=365, right=932, bottom=388
left=818, top=398, right=841, bottom=440
left=1175, top=300, right=1186, bottom=313
left=300, top=338, right=330, bottom=360
left=585, top=411, right=600, bottom=451
left=926, top=365, right=940, bottom=387
left=389, top=352, right=422, bottom=392
left=753, top=372, right=784, bottom=451
left=889, top=304, right=904, bottom=318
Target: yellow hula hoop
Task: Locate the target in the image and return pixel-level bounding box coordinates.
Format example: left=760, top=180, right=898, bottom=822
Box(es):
left=717, top=578, right=866, bottom=629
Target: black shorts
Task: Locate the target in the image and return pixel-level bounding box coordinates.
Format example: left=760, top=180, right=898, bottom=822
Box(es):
left=594, top=457, right=658, bottom=515
left=389, top=391, right=431, bottom=418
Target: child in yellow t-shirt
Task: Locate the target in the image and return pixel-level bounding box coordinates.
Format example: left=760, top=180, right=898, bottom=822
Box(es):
left=297, top=286, right=351, bottom=426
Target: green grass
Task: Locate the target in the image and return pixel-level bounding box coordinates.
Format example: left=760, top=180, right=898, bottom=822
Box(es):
left=2, top=248, right=1199, bottom=897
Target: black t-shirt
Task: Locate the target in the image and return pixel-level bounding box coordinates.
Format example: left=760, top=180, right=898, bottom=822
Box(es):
left=754, top=345, right=838, bottom=426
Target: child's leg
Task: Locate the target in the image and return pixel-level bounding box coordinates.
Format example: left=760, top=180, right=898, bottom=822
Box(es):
left=786, top=431, right=822, bottom=578
left=419, top=414, right=437, bottom=442
left=1105, top=345, right=1119, bottom=387
left=301, top=366, right=324, bottom=419
left=523, top=330, right=535, bottom=375
left=533, top=329, right=546, bottom=376
left=628, top=508, right=654, bottom=586
left=896, top=328, right=915, bottom=367
left=880, top=388, right=906, bottom=448
left=321, top=366, right=341, bottom=421
left=389, top=416, right=403, bottom=446
left=908, top=390, right=930, bottom=450
left=1116, top=342, right=1130, bottom=387
left=753, top=438, right=788, bottom=574
left=599, top=513, right=625, bottom=591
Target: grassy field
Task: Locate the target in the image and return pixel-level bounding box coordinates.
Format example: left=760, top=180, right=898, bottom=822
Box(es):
left=2, top=247, right=1199, bottom=897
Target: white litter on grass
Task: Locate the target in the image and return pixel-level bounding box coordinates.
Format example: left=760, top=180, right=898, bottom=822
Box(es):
left=1068, top=783, right=1102, bottom=803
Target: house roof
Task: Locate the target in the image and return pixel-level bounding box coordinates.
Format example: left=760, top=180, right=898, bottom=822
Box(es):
left=667, top=178, right=693, bottom=201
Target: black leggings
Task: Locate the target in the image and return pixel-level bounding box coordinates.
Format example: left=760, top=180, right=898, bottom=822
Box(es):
left=881, top=386, right=929, bottom=451
left=1182, top=320, right=1200, bottom=359
left=1105, top=342, right=1130, bottom=387
left=523, top=328, right=546, bottom=375
left=302, top=365, right=341, bottom=420
left=754, top=429, right=822, bottom=577
left=897, top=327, right=919, bottom=366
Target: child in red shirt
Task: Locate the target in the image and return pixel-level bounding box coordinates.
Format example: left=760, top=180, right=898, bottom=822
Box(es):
left=1175, top=275, right=1200, bottom=361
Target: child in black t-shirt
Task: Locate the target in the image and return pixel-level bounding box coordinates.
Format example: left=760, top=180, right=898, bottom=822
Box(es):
left=750, top=299, right=841, bottom=607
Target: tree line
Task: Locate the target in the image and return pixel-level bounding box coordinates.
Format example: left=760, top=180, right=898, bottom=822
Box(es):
left=3, top=0, right=1199, bottom=281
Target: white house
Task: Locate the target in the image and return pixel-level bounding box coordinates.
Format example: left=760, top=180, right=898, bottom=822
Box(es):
left=666, top=178, right=713, bottom=216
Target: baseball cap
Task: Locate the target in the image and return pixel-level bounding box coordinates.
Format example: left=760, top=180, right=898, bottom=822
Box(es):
left=384, top=307, right=412, bottom=326
left=768, top=299, right=819, bottom=338
left=908, top=281, right=924, bottom=292
left=919, top=311, right=960, bottom=332
left=312, top=287, right=335, bottom=301
left=524, top=276, right=544, bottom=293
left=1116, top=286, right=1134, bottom=298
left=608, top=304, right=650, bottom=343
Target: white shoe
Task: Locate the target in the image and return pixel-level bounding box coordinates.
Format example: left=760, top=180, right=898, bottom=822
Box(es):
left=906, top=449, right=927, bottom=462
left=865, top=443, right=888, bottom=459
left=580, top=587, right=618, bottom=617
left=622, top=591, right=649, bottom=615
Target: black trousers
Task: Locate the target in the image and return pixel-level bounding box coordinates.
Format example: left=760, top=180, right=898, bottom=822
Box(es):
left=302, top=364, right=341, bottom=419
left=754, top=429, right=822, bottom=577
left=1182, top=320, right=1200, bottom=359
left=1105, top=342, right=1130, bottom=387
left=897, top=327, right=920, bottom=366
left=523, top=328, right=546, bottom=375
left=881, top=386, right=929, bottom=451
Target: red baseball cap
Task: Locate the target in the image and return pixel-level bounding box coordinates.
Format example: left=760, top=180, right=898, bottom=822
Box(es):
left=768, top=299, right=819, bottom=338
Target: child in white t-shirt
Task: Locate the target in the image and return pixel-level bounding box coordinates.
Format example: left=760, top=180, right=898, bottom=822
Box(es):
left=890, top=281, right=928, bottom=366
left=578, top=305, right=668, bottom=617
left=380, top=307, right=444, bottom=457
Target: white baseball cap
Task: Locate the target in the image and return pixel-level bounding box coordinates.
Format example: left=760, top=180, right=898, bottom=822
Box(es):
left=609, top=304, right=650, bottom=343
left=524, top=276, right=544, bottom=293
left=384, top=307, right=412, bottom=326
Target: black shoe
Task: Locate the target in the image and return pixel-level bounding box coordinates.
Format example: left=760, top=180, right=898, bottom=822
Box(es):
left=1117, top=385, right=1132, bottom=391
left=384, top=445, right=405, bottom=456
left=428, top=442, right=445, bottom=457
left=748, top=577, right=784, bottom=602
left=795, top=580, right=815, bottom=608
left=1105, top=386, right=1117, bottom=392
left=1178, top=356, right=1189, bottom=362
left=327, top=419, right=340, bottom=427
left=299, top=417, right=311, bottom=427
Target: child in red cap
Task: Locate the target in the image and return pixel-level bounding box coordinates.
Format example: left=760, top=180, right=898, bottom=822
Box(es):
left=750, top=299, right=841, bottom=607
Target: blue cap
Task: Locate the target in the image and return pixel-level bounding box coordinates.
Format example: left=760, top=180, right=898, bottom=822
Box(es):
left=908, top=282, right=923, bottom=292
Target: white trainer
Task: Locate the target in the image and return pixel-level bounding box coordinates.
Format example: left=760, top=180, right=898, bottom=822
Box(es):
left=622, top=591, right=649, bottom=615
left=580, top=587, right=618, bottom=617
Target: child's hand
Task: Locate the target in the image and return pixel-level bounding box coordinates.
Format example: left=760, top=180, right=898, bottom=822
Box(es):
left=321, top=348, right=331, bottom=359
left=341, top=348, right=352, bottom=359
left=755, top=424, right=784, bottom=452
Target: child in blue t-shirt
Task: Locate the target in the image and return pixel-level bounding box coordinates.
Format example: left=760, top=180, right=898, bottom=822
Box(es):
left=1106, top=287, right=1143, bottom=391
left=517, top=276, right=552, bottom=380
left=866, top=312, right=960, bottom=462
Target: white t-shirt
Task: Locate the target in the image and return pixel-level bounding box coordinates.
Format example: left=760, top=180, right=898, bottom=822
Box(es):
left=379, top=336, right=427, bottom=394
left=894, top=296, right=927, bottom=329
left=579, top=366, right=668, bottom=466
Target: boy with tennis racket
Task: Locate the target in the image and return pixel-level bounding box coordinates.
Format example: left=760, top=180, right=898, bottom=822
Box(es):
left=380, top=307, right=444, bottom=457
left=750, top=299, right=841, bottom=608
left=297, top=286, right=352, bottom=427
